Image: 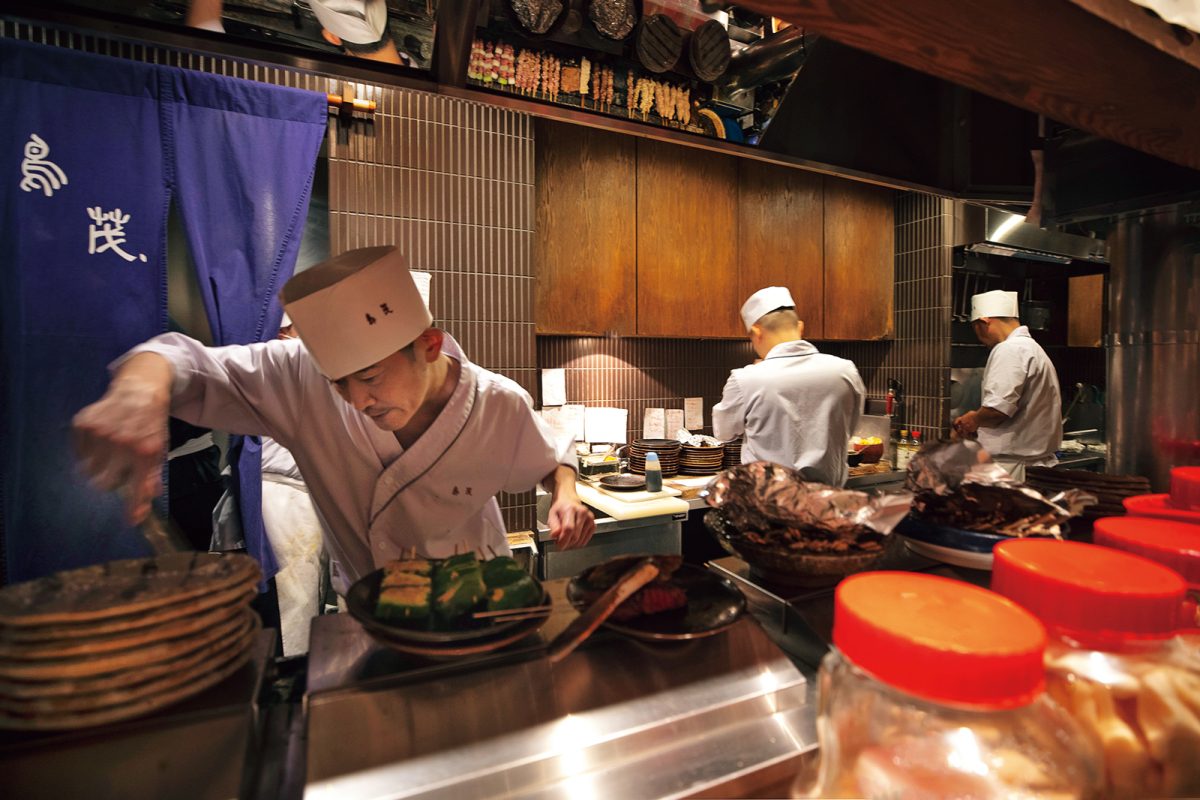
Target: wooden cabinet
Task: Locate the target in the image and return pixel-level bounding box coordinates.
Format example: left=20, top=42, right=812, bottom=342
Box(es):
left=823, top=177, right=895, bottom=340
left=534, top=121, right=637, bottom=335
left=737, top=160, right=825, bottom=339
left=1068, top=274, right=1105, bottom=347
left=636, top=139, right=742, bottom=338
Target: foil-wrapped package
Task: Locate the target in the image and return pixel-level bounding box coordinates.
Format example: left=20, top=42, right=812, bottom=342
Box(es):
left=907, top=440, right=1096, bottom=536
left=702, top=462, right=913, bottom=554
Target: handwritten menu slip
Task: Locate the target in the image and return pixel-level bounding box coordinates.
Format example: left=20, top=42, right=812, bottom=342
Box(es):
left=585, top=407, right=628, bottom=444
left=541, top=368, right=566, bottom=407
left=666, top=409, right=685, bottom=435
left=643, top=408, right=666, bottom=439
left=685, top=397, right=704, bottom=430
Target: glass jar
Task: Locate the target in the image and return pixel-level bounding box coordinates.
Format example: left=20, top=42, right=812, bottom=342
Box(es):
left=994, top=539, right=1200, bottom=798
left=800, top=572, right=1101, bottom=799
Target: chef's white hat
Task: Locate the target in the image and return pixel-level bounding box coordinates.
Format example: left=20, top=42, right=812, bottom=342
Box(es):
left=282, top=246, right=432, bottom=379
left=740, top=286, right=796, bottom=331
left=308, top=0, right=388, bottom=45
left=970, top=289, right=1020, bottom=322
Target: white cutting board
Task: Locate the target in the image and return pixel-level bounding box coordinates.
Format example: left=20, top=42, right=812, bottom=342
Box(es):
left=595, top=484, right=682, bottom=503
left=575, top=482, right=689, bottom=521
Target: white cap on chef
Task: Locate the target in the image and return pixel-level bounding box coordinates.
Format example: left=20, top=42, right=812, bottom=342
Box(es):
left=281, top=246, right=432, bottom=379
left=740, top=286, right=796, bottom=332
left=970, top=289, right=1020, bottom=322
left=308, top=0, right=388, bottom=45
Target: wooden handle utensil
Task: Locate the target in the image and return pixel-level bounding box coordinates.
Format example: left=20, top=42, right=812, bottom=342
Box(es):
left=547, top=558, right=660, bottom=664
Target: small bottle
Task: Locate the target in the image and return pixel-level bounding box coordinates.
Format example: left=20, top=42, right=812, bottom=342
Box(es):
left=644, top=451, right=663, bottom=492
left=911, top=429, right=922, bottom=458
left=896, top=429, right=911, bottom=470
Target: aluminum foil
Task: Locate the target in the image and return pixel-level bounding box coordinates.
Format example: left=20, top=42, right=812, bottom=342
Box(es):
left=512, top=0, right=563, bottom=34
left=702, top=461, right=914, bottom=552
left=588, top=0, right=636, bottom=40
left=906, top=440, right=1096, bottom=536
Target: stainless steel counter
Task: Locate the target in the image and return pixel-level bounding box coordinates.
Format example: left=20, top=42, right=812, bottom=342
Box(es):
left=303, top=577, right=816, bottom=800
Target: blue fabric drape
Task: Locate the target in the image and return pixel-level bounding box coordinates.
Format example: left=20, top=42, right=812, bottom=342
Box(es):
left=165, top=69, right=327, bottom=583
left=0, top=40, right=326, bottom=584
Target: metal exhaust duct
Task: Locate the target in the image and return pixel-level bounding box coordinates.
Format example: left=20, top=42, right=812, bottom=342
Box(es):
left=1107, top=206, right=1200, bottom=490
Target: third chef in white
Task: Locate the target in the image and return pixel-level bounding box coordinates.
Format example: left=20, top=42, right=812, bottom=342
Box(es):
left=712, top=286, right=865, bottom=487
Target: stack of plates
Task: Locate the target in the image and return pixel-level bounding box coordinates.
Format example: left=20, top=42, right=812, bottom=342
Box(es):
left=628, top=439, right=682, bottom=477
left=680, top=444, right=725, bottom=475
left=1026, top=468, right=1152, bottom=520
left=0, top=553, right=260, bottom=730
left=722, top=439, right=743, bottom=469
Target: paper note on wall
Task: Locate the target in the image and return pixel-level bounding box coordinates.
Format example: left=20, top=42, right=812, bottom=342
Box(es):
left=684, top=397, right=704, bottom=430
left=666, top=409, right=685, bottom=435
left=540, top=407, right=574, bottom=449
left=585, top=407, right=628, bottom=444
left=562, top=404, right=586, bottom=441
left=411, top=271, right=432, bottom=312
left=643, top=407, right=666, bottom=440
left=541, top=368, right=566, bottom=407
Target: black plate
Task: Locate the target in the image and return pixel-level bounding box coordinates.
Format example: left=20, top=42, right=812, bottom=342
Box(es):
left=598, top=474, right=646, bottom=491
left=566, top=564, right=745, bottom=641
left=346, top=566, right=549, bottom=644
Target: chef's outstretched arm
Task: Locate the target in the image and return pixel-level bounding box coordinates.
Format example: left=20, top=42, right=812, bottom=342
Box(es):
left=543, top=465, right=595, bottom=550
left=72, top=352, right=173, bottom=524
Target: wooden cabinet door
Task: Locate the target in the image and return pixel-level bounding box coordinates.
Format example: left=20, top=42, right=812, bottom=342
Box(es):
left=534, top=120, right=637, bottom=335
left=636, top=139, right=741, bottom=337
left=1068, top=274, right=1104, bottom=347
left=823, top=177, right=895, bottom=340
left=737, top=160, right=825, bottom=339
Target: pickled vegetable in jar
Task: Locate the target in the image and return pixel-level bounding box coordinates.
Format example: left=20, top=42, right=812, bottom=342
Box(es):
left=994, top=539, right=1200, bottom=798
left=800, top=571, right=1101, bottom=799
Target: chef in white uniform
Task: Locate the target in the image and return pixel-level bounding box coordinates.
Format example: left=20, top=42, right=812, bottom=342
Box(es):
left=73, top=246, right=594, bottom=594
left=952, top=289, right=1062, bottom=482
left=712, top=286, right=865, bottom=487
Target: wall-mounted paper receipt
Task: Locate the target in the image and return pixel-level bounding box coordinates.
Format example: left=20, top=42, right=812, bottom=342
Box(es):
left=541, top=368, right=566, bottom=407
left=584, top=407, right=628, bottom=444
left=685, top=397, right=703, bottom=430
left=562, top=404, right=586, bottom=441
left=666, top=409, right=685, bottom=435
left=643, top=408, right=666, bottom=439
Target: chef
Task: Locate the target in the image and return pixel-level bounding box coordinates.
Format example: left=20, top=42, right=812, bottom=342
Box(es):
left=73, top=246, right=594, bottom=593
left=952, top=289, right=1062, bottom=482
left=712, top=286, right=865, bottom=487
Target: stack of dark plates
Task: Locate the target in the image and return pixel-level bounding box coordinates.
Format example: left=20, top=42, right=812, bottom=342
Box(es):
left=680, top=444, right=726, bottom=475
left=0, top=553, right=261, bottom=731
left=722, top=439, right=743, bottom=469
left=1025, top=467, right=1152, bottom=520
left=628, top=439, right=682, bottom=476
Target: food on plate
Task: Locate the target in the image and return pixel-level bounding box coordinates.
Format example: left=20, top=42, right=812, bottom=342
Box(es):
left=375, top=554, right=542, bottom=628
left=432, top=553, right=487, bottom=623
left=376, top=559, right=433, bottom=622
left=574, top=554, right=687, bottom=621
left=482, top=556, right=541, bottom=611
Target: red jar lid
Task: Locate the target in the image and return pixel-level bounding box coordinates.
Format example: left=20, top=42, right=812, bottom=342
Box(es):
left=1094, top=516, right=1200, bottom=589
left=834, top=572, right=1046, bottom=710
left=1170, top=467, right=1200, bottom=510
left=1124, top=493, right=1200, bottom=525
left=992, top=539, right=1188, bottom=648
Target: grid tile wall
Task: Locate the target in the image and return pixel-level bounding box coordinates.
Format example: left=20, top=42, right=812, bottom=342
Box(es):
left=536, top=337, right=756, bottom=440
left=1, top=20, right=540, bottom=532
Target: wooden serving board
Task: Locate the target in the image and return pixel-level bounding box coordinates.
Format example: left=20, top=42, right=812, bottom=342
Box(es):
left=0, top=580, right=255, bottom=643
left=0, top=619, right=258, bottom=716
left=0, top=591, right=252, bottom=661
left=0, top=553, right=259, bottom=627
left=0, top=609, right=251, bottom=681
left=0, top=619, right=258, bottom=731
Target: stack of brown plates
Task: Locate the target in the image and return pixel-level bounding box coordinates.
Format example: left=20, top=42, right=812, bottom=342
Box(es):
left=1025, top=468, right=1152, bottom=520
left=0, top=552, right=260, bottom=730
left=680, top=444, right=726, bottom=475
left=722, top=439, right=743, bottom=469
left=628, top=439, right=682, bottom=476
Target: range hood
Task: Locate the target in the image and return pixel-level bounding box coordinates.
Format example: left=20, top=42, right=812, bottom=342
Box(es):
left=954, top=203, right=1108, bottom=264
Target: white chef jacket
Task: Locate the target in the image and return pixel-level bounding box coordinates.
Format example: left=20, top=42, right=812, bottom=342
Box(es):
left=977, top=326, right=1062, bottom=465
left=712, top=339, right=864, bottom=487
left=121, top=333, right=572, bottom=592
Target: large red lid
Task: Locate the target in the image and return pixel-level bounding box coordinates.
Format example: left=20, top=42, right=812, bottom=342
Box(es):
left=992, top=539, right=1188, bottom=648
left=1124, top=494, right=1200, bottom=525
left=1094, top=516, right=1200, bottom=589
left=1170, top=467, right=1200, bottom=510
left=834, top=572, right=1046, bottom=710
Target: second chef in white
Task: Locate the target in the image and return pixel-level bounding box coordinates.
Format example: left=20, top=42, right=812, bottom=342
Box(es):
left=73, top=246, right=594, bottom=594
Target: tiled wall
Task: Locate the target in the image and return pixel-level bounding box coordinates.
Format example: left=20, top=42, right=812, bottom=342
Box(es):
left=544, top=192, right=957, bottom=446
left=2, top=20, right=541, bottom=532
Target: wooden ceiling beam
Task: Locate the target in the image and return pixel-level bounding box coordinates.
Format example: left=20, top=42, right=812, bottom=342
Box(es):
left=740, top=0, right=1200, bottom=171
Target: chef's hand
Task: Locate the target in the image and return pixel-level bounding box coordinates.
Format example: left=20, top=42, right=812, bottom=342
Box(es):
left=72, top=353, right=173, bottom=524
left=952, top=411, right=980, bottom=440
left=544, top=465, right=595, bottom=550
